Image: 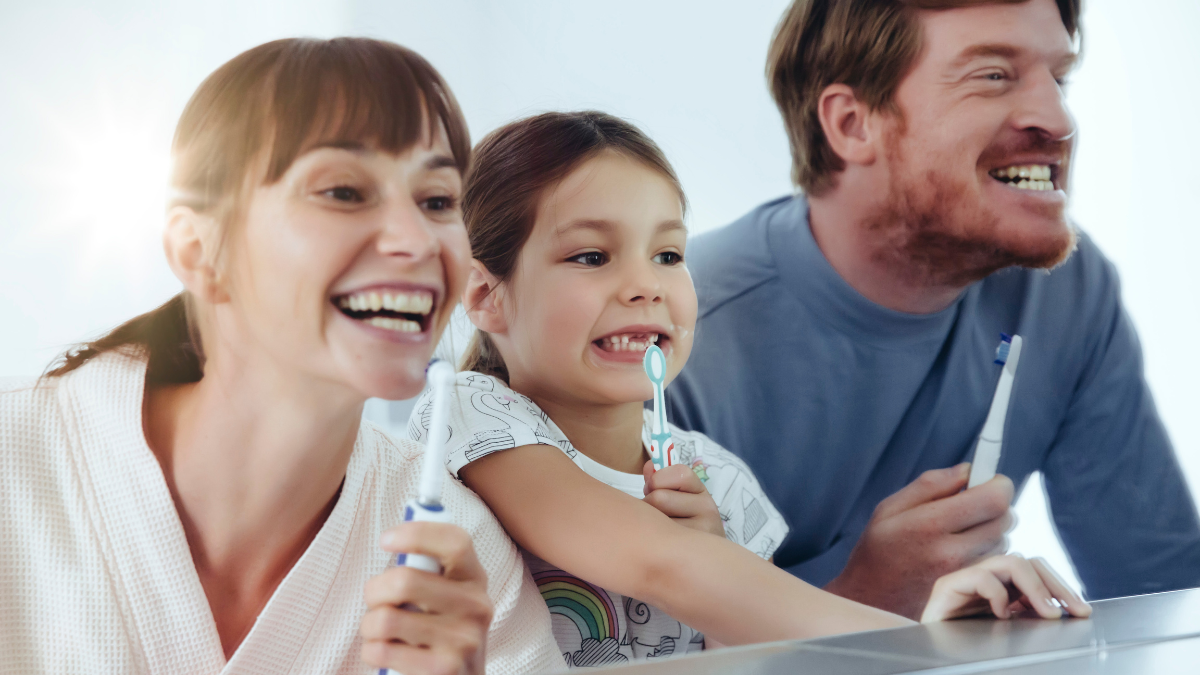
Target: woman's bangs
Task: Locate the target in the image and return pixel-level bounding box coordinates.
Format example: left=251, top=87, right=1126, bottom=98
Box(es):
left=262, top=38, right=470, bottom=183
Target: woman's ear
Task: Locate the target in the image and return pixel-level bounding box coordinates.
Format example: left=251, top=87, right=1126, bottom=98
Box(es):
left=463, top=260, right=508, bottom=335
left=816, top=83, right=880, bottom=167
left=163, top=206, right=229, bottom=303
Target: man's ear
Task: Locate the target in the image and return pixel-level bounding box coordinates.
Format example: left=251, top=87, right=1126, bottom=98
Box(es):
left=816, top=84, right=879, bottom=167
left=163, top=206, right=229, bottom=303
left=463, top=260, right=508, bottom=335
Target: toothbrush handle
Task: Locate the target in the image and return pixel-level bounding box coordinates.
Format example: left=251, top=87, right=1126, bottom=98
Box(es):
left=380, top=499, right=452, bottom=675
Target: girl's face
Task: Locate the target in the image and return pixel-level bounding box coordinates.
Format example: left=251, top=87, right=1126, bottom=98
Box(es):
left=497, top=150, right=696, bottom=406
left=215, top=128, right=469, bottom=400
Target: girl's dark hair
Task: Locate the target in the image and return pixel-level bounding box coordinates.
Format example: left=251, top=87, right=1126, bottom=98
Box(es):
left=460, top=111, right=686, bottom=381
left=46, top=37, right=470, bottom=382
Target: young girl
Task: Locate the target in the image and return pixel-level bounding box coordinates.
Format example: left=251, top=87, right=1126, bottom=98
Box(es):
left=409, top=111, right=1089, bottom=666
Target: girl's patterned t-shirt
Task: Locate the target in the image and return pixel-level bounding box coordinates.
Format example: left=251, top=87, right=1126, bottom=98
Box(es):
left=407, top=371, right=790, bottom=669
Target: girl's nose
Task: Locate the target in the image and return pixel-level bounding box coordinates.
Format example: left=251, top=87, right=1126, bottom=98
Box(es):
left=621, top=260, right=664, bottom=305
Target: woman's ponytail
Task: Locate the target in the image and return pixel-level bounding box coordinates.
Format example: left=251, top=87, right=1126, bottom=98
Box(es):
left=45, top=292, right=203, bottom=384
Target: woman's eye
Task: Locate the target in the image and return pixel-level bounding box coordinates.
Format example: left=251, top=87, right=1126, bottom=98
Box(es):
left=653, top=251, right=683, bottom=266
left=568, top=251, right=608, bottom=267
left=423, top=196, right=456, bottom=212
left=984, top=72, right=1006, bottom=81
left=322, top=186, right=364, bottom=203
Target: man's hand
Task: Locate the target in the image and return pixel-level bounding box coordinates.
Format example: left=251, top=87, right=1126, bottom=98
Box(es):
left=642, top=460, right=726, bottom=538
left=360, top=521, right=493, bottom=675
left=824, top=463, right=1015, bottom=620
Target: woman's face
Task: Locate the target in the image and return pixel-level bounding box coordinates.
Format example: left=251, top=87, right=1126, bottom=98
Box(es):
left=216, top=128, right=468, bottom=400
left=497, top=151, right=696, bottom=406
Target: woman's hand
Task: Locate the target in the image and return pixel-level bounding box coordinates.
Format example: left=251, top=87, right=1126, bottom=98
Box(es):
left=361, top=521, right=494, bottom=675
left=920, top=554, right=1092, bottom=623
left=642, top=460, right=725, bottom=538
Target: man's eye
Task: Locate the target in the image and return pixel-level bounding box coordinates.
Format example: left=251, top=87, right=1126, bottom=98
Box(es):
left=424, top=196, right=457, bottom=211
left=323, top=186, right=364, bottom=203
left=568, top=251, right=608, bottom=267
left=653, top=251, right=683, bottom=265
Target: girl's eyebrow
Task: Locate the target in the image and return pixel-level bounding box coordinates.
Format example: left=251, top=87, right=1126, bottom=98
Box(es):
left=556, top=219, right=685, bottom=236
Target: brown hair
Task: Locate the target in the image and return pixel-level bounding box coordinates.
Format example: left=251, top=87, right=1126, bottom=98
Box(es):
left=768, top=0, right=1081, bottom=196
left=46, top=37, right=470, bottom=382
left=460, top=111, right=686, bottom=381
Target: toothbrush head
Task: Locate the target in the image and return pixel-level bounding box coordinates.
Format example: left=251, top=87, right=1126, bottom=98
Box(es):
left=994, top=333, right=1013, bottom=365
left=643, top=345, right=666, bottom=385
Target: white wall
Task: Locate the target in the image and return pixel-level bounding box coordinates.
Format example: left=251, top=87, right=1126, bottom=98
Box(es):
left=2, top=0, right=1196, bottom=595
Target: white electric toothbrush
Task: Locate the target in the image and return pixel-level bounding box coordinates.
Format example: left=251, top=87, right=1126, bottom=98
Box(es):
left=380, top=359, right=456, bottom=675
left=967, top=334, right=1023, bottom=489
left=643, top=345, right=675, bottom=471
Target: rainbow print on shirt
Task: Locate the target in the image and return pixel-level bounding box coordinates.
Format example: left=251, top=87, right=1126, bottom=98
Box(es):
left=535, top=570, right=618, bottom=642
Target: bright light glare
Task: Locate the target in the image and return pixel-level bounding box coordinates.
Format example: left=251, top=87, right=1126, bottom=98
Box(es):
left=29, top=85, right=173, bottom=283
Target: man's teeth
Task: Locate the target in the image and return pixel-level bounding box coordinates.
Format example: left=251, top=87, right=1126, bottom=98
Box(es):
left=337, top=290, right=433, bottom=314
left=598, top=333, right=660, bottom=352
left=989, top=164, right=1056, bottom=191
left=364, top=316, right=422, bottom=333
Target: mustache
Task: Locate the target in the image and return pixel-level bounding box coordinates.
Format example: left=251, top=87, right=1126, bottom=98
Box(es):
left=978, top=130, right=1072, bottom=167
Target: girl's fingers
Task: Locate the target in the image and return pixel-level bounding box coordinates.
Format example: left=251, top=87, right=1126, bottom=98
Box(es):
left=364, top=566, right=494, bottom=623
left=922, top=566, right=1015, bottom=622
left=643, top=463, right=706, bottom=495
left=643, top=488, right=715, bottom=519
left=378, top=521, right=488, bottom=584
left=981, top=555, right=1060, bottom=619
left=1031, top=557, right=1092, bottom=618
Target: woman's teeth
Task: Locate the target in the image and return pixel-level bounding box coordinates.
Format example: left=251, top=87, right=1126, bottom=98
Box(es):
left=989, top=164, right=1055, bottom=191
left=365, top=316, right=422, bottom=333
left=597, top=333, right=660, bottom=353
left=337, top=290, right=433, bottom=314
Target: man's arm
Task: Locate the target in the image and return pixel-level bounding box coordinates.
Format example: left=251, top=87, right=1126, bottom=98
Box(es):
left=1042, top=289, right=1200, bottom=599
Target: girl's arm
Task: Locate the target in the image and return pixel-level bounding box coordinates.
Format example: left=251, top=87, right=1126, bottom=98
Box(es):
left=460, top=445, right=911, bottom=644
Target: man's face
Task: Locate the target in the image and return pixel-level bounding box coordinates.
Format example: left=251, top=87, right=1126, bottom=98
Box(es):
left=869, top=0, right=1079, bottom=286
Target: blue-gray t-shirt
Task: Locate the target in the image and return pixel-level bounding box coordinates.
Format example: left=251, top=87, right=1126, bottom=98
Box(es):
left=667, top=195, right=1200, bottom=600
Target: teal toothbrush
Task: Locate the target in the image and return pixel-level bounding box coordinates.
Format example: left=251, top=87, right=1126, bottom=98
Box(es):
left=643, top=345, right=676, bottom=471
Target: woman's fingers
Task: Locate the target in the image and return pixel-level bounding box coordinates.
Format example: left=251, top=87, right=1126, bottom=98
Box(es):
left=1031, top=557, right=1093, bottom=618
left=364, top=566, right=493, bottom=622
left=360, top=604, right=485, bottom=651
left=361, top=637, right=476, bottom=675
left=379, top=521, right=488, bottom=584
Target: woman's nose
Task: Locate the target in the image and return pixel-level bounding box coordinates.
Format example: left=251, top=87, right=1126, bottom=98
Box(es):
left=376, top=201, right=440, bottom=262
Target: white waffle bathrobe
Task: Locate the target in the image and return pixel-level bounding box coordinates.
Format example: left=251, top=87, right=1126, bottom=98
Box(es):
left=0, top=350, right=561, bottom=675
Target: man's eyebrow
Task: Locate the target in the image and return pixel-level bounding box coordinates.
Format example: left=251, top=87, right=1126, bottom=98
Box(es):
left=952, top=43, right=1021, bottom=66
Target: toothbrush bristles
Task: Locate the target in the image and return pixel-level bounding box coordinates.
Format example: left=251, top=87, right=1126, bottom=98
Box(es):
left=994, top=335, right=1012, bottom=366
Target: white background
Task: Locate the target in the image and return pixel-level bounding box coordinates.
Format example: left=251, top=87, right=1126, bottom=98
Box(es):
left=2, top=0, right=1197, bottom=595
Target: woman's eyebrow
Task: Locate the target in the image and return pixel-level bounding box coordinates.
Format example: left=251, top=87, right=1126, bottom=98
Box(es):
left=424, top=154, right=458, bottom=171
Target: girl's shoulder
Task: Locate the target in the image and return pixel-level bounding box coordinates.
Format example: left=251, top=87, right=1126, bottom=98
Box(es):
left=407, top=371, right=573, bottom=477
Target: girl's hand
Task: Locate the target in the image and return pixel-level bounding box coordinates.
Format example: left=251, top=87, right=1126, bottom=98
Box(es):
left=920, top=554, right=1092, bottom=623
left=642, top=460, right=725, bottom=538
left=361, top=521, right=494, bottom=675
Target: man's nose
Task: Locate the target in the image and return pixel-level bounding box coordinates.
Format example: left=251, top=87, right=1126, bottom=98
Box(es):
left=376, top=201, right=440, bottom=262
left=1012, top=69, right=1076, bottom=142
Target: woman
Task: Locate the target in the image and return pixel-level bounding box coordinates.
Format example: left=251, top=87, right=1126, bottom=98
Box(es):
left=0, top=38, right=559, bottom=675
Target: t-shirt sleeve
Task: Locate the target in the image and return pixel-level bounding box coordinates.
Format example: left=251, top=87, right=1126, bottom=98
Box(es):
left=675, top=429, right=790, bottom=560
left=1040, top=256, right=1200, bottom=599
left=407, top=372, right=565, bottom=479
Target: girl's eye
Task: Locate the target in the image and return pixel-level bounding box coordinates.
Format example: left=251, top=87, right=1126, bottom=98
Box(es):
left=568, top=251, right=608, bottom=267
left=323, top=186, right=364, bottom=203
left=653, top=251, right=683, bottom=266
left=423, top=195, right=457, bottom=212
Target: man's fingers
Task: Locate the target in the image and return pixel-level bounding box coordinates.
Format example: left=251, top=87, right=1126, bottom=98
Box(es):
left=379, top=521, right=488, bottom=584
left=1031, top=557, right=1092, bottom=618
left=364, top=566, right=493, bottom=622
left=874, top=464, right=970, bottom=520
left=919, top=475, right=1014, bottom=534
left=643, top=464, right=706, bottom=495
left=953, top=509, right=1013, bottom=557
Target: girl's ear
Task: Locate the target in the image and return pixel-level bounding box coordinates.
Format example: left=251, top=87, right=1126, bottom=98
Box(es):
left=163, top=206, right=229, bottom=303
left=464, top=260, right=508, bottom=335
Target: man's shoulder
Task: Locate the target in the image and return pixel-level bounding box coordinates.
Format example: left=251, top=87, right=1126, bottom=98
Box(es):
left=689, top=194, right=799, bottom=317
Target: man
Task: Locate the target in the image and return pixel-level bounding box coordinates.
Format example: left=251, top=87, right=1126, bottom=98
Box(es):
left=669, top=0, right=1200, bottom=619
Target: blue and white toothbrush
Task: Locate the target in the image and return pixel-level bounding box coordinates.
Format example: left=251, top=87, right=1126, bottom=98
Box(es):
left=643, top=345, right=676, bottom=471
left=381, top=359, right=456, bottom=675
left=967, top=334, right=1024, bottom=489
